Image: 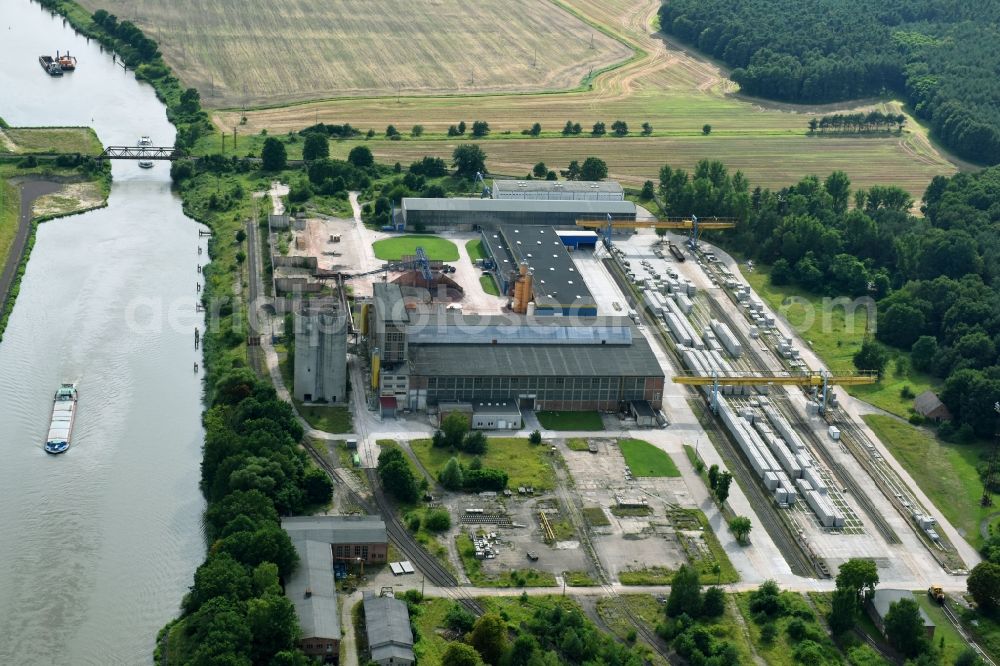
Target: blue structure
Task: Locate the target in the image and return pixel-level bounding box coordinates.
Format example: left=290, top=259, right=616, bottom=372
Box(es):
left=480, top=225, right=598, bottom=316
left=556, top=230, right=599, bottom=250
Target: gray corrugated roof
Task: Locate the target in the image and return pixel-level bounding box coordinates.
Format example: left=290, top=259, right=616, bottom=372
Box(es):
left=492, top=179, right=623, bottom=195
left=484, top=225, right=596, bottom=308
left=914, top=390, right=950, bottom=417
left=364, top=593, right=414, bottom=661
left=402, top=197, right=635, bottom=214
left=371, top=644, right=415, bottom=663
left=870, top=589, right=934, bottom=627
left=409, top=333, right=662, bottom=378
left=373, top=283, right=408, bottom=323
left=285, top=539, right=340, bottom=640
left=406, top=321, right=631, bottom=346
left=282, top=515, right=387, bottom=545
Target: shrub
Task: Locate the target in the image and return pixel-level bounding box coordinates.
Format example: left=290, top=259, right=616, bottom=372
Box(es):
left=424, top=509, right=452, bottom=532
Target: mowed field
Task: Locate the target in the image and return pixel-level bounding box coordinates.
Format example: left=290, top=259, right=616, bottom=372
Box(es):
left=79, top=0, right=631, bottom=106
left=215, top=0, right=959, bottom=198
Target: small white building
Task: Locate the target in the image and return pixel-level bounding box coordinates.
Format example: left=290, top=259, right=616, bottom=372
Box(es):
left=472, top=401, right=522, bottom=430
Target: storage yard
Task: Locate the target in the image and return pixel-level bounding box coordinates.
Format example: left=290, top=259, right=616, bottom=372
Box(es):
left=603, top=229, right=969, bottom=578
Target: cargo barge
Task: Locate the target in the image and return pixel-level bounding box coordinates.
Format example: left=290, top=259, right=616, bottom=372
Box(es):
left=44, top=383, right=78, bottom=454
left=39, top=55, right=63, bottom=76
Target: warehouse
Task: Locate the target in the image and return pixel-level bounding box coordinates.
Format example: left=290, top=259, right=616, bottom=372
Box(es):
left=490, top=179, right=625, bottom=201
left=399, top=197, right=636, bottom=231
left=282, top=515, right=389, bottom=564
left=481, top=225, right=598, bottom=316
left=283, top=538, right=340, bottom=661
left=367, top=285, right=664, bottom=412
left=363, top=592, right=414, bottom=666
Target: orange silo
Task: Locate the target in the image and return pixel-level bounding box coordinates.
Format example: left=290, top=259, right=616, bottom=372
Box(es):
left=511, top=261, right=533, bottom=314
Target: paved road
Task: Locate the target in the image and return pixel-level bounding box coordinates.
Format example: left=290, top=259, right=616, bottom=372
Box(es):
left=0, top=180, right=61, bottom=317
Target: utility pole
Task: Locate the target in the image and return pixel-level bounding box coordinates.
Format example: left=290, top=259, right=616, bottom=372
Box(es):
left=221, top=131, right=226, bottom=154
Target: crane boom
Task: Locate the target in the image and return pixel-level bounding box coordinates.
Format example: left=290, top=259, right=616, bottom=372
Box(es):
left=672, top=373, right=876, bottom=387
left=576, top=214, right=737, bottom=247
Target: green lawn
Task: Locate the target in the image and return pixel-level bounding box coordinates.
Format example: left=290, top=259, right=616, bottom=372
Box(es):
left=618, top=565, right=674, bottom=586
left=456, top=533, right=557, bottom=587
left=2, top=127, right=102, bottom=155
left=372, top=234, right=458, bottom=261
left=295, top=402, right=354, bottom=434
left=0, top=179, right=16, bottom=270
left=863, top=414, right=990, bottom=548
left=744, top=265, right=937, bottom=418
left=916, top=596, right=970, bottom=663
left=566, top=437, right=591, bottom=451
left=411, top=598, right=453, bottom=665
left=582, top=506, right=611, bottom=526
left=536, top=410, right=604, bottom=431
left=563, top=570, right=598, bottom=586
left=411, top=436, right=555, bottom=490
left=479, top=273, right=500, bottom=296
left=619, top=439, right=680, bottom=477
left=959, top=605, right=1000, bottom=662
left=465, top=238, right=487, bottom=261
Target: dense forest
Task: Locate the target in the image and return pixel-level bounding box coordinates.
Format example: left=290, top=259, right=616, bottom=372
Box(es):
left=658, top=0, right=1000, bottom=164
left=658, top=159, right=1000, bottom=439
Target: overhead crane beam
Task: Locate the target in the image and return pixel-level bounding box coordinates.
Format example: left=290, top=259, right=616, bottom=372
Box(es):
left=672, top=371, right=876, bottom=414
left=576, top=214, right=737, bottom=246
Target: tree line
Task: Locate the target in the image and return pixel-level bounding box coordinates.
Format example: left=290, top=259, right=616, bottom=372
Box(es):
left=809, top=111, right=906, bottom=134
left=658, top=0, right=1000, bottom=164
left=659, top=158, right=1000, bottom=439
left=158, top=368, right=333, bottom=665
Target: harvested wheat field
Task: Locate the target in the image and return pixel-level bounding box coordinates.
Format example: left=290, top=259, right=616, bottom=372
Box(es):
left=215, top=0, right=959, bottom=198
left=81, top=0, right=631, bottom=106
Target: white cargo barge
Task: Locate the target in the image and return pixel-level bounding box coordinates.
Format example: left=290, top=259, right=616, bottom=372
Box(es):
left=44, top=383, right=78, bottom=454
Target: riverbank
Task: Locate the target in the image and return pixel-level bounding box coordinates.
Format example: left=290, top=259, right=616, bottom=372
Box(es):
left=0, top=156, right=110, bottom=341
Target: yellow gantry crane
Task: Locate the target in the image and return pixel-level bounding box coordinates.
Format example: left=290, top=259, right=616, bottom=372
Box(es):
left=576, top=214, right=737, bottom=246
left=673, top=371, right=877, bottom=413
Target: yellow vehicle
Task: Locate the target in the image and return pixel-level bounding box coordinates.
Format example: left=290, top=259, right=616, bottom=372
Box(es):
left=928, top=584, right=945, bottom=604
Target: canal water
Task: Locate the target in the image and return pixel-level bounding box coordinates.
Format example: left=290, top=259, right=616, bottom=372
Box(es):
left=0, top=2, right=206, bottom=663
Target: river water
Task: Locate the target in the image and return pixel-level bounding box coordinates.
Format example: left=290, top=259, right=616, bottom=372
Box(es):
left=0, top=3, right=206, bottom=663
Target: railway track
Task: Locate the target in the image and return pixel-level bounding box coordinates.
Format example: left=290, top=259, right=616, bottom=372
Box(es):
left=704, top=292, right=903, bottom=544
left=603, top=249, right=819, bottom=577
left=942, top=601, right=997, bottom=666
left=779, top=401, right=901, bottom=545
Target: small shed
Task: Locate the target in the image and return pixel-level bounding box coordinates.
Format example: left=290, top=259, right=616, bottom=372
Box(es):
left=630, top=400, right=657, bottom=427
left=472, top=401, right=522, bottom=430
left=914, top=391, right=952, bottom=422
left=867, top=589, right=935, bottom=640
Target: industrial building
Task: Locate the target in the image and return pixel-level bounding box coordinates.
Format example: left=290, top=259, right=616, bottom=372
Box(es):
left=282, top=515, right=389, bottom=565
left=284, top=538, right=340, bottom=661
left=292, top=299, right=348, bottom=404
left=363, top=592, right=415, bottom=666
left=481, top=225, right=598, bottom=316
left=367, top=283, right=664, bottom=413
left=490, top=179, right=624, bottom=201
left=398, top=197, right=636, bottom=231
left=867, top=589, right=935, bottom=639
